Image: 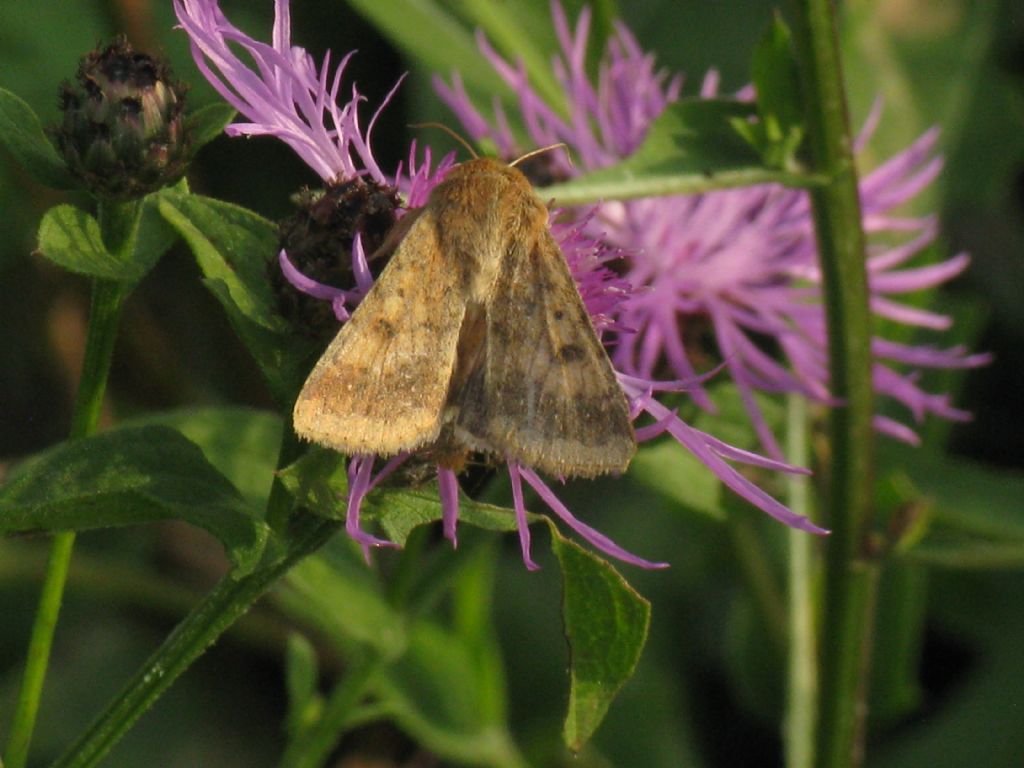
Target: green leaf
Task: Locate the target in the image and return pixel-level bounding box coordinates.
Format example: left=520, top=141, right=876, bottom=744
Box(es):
left=277, top=448, right=348, bottom=512
left=277, top=537, right=407, bottom=654
left=0, top=86, right=75, bottom=189
left=129, top=180, right=191, bottom=280
left=869, top=564, right=927, bottom=724
left=374, top=619, right=524, bottom=767
left=125, top=407, right=283, bottom=510
left=0, top=426, right=269, bottom=573
left=551, top=532, right=651, bottom=750
left=747, top=14, right=804, bottom=168
left=276, top=537, right=524, bottom=766
left=629, top=438, right=727, bottom=520
left=186, top=102, right=237, bottom=154
left=284, top=633, right=323, bottom=737
left=345, top=0, right=515, bottom=110
left=36, top=205, right=129, bottom=281
left=886, top=445, right=1024, bottom=569
left=371, top=487, right=520, bottom=544
left=562, top=0, right=619, bottom=77
left=444, top=0, right=567, bottom=114
left=869, top=572, right=1024, bottom=768
left=37, top=196, right=173, bottom=284
left=157, top=191, right=280, bottom=328
left=278, top=449, right=522, bottom=546
left=538, top=99, right=823, bottom=205
left=157, top=191, right=319, bottom=401
left=37, top=192, right=178, bottom=285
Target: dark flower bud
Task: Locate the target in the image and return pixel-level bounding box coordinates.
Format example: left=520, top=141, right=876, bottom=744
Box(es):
left=273, top=179, right=400, bottom=341
left=55, top=36, right=190, bottom=200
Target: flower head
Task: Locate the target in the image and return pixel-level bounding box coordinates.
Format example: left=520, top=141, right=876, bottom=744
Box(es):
left=436, top=1, right=990, bottom=459
left=175, top=0, right=387, bottom=184
left=55, top=36, right=190, bottom=199
left=177, top=0, right=822, bottom=570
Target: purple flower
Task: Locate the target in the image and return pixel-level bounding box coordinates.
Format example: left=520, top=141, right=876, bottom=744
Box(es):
left=176, top=0, right=822, bottom=570
left=436, top=1, right=991, bottom=460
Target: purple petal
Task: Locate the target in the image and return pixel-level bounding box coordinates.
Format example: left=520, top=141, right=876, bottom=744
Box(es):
left=346, top=456, right=399, bottom=563
left=438, top=467, right=460, bottom=546
left=508, top=463, right=540, bottom=571
left=517, top=466, right=670, bottom=569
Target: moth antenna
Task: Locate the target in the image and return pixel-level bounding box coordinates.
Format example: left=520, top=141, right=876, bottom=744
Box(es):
left=510, top=143, right=573, bottom=169
left=408, top=122, right=479, bottom=159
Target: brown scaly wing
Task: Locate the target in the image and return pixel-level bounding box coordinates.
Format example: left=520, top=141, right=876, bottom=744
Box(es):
left=293, top=208, right=468, bottom=456
left=452, top=226, right=636, bottom=478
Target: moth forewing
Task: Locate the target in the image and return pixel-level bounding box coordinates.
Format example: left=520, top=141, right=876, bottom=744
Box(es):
left=292, top=207, right=467, bottom=455
left=450, top=212, right=636, bottom=478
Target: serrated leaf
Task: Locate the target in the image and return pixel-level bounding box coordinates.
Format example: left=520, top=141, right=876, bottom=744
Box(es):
left=0, top=86, right=75, bottom=189
left=157, top=191, right=319, bottom=401
left=539, top=99, right=821, bottom=205
left=187, top=102, right=237, bottom=154
left=551, top=531, right=650, bottom=750
left=36, top=205, right=131, bottom=281
left=0, top=426, right=269, bottom=573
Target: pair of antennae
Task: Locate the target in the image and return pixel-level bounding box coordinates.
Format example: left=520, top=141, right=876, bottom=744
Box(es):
left=409, top=122, right=571, bottom=168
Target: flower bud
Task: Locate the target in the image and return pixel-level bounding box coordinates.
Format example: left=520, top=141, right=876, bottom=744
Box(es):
left=273, top=179, right=399, bottom=340
left=55, top=37, right=190, bottom=199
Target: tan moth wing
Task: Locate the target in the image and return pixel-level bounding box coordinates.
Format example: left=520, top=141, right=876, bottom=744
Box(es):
left=293, top=207, right=467, bottom=455
left=452, top=222, right=637, bottom=478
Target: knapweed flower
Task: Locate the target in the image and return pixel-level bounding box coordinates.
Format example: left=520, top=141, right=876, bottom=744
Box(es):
left=55, top=36, right=190, bottom=199
left=175, top=0, right=822, bottom=570
left=436, top=2, right=991, bottom=460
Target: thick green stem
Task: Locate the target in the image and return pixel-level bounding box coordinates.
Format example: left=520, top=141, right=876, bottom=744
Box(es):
left=785, top=395, right=817, bottom=768
left=788, top=2, right=878, bottom=767
left=50, top=516, right=341, bottom=768
left=4, top=198, right=138, bottom=768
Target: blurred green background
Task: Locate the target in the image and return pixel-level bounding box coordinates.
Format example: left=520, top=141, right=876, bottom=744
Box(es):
left=1, top=0, right=1022, bottom=766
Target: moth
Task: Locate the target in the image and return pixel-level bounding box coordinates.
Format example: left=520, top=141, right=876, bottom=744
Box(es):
left=292, top=155, right=636, bottom=479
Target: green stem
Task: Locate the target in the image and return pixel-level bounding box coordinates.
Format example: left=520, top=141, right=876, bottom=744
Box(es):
left=3, top=531, right=77, bottom=768
left=279, top=653, right=383, bottom=768
left=785, top=395, right=817, bottom=768
left=4, top=198, right=138, bottom=768
left=50, top=516, right=342, bottom=768
left=728, top=517, right=787, bottom=656
left=540, top=166, right=828, bottom=206
left=788, top=3, right=878, bottom=767
left=265, top=418, right=304, bottom=534
left=0, top=540, right=293, bottom=657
